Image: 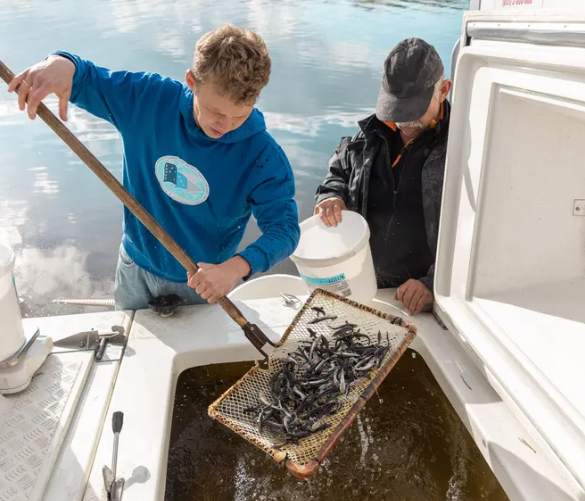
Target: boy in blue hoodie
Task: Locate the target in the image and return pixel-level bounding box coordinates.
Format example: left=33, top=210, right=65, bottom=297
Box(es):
left=8, top=24, right=300, bottom=309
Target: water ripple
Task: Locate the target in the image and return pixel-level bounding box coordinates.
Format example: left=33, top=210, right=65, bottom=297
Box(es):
left=0, top=0, right=465, bottom=316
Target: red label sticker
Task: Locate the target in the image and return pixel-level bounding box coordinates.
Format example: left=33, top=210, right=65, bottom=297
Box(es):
left=501, top=0, right=533, bottom=6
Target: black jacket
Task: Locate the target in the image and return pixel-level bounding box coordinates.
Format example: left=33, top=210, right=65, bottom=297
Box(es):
left=315, top=100, right=450, bottom=291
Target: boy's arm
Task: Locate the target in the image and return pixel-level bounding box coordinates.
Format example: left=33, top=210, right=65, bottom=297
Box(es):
left=237, top=144, right=300, bottom=276
left=8, top=51, right=172, bottom=131
left=186, top=143, right=300, bottom=305
left=50, top=51, right=167, bottom=131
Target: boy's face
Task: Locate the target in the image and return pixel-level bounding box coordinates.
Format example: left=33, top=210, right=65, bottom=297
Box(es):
left=186, top=70, right=254, bottom=139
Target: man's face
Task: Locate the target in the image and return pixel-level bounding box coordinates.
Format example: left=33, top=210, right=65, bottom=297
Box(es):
left=395, top=79, right=452, bottom=139
left=186, top=70, right=254, bottom=139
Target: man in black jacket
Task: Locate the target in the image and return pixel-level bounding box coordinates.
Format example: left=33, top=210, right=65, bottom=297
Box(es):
left=314, top=38, right=452, bottom=315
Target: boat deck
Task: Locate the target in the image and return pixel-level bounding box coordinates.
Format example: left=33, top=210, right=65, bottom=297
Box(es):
left=2, top=292, right=580, bottom=501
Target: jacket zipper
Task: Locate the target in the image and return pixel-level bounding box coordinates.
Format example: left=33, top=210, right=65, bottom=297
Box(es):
left=392, top=139, right=416, bottom=210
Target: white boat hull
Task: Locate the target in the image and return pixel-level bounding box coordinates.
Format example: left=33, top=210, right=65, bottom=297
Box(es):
left=16, top=275, right=573, bottom=501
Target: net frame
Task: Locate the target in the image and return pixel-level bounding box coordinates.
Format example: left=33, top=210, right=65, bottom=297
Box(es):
left=208, top=288, right=417, bottom=478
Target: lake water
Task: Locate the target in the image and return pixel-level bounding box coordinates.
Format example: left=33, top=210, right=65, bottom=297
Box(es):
left=0, top=0, right=466, bottom=316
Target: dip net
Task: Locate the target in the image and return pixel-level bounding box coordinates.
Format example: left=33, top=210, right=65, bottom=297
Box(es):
left=208, top=289, right=417, bottom=478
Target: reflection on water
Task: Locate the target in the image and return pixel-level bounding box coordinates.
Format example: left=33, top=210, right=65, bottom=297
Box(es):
left=355, top=0, right=466, bottom=10
left=166, top=353, right=510, bottom=501
left=0, top=0, right=467, bottom=316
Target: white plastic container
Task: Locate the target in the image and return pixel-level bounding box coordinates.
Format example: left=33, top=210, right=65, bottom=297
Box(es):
left=0, top=241, right=25, bottom=361
left=290, top=211, right=377, bottom=305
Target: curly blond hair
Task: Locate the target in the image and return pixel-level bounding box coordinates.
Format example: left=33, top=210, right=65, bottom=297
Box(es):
left=191, top=24, right=271, bottom=105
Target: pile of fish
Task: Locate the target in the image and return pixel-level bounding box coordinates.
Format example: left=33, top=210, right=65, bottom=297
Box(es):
left=245, top=306, right=393, bottom=447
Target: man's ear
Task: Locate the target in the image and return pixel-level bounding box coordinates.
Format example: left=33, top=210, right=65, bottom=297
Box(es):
left=185, top=69, right=196, bottom=91
left=440, top=79, right=453, bottom=101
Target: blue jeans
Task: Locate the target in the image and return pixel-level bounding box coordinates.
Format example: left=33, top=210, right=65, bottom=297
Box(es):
left=114, top=245, right=206, bottom=311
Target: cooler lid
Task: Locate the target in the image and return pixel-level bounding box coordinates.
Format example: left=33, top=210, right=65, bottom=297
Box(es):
left=435, top=9, right=585, bottom=492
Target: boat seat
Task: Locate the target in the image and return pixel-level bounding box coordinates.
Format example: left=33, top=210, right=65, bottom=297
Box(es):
left=228, top=274, right=307, bottom=301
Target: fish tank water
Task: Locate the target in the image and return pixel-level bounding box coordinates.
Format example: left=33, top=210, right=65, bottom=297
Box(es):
left=165, top=351, right=510, bottom=501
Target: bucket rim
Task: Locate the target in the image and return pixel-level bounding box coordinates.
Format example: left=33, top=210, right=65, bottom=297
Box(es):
left=290, top=212, right=371, bottom=268
left=0, top=240, right=16, bottom=275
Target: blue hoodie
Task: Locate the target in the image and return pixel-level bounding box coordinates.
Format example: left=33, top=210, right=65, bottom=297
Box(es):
left=52, top=51, right=300, bottom=282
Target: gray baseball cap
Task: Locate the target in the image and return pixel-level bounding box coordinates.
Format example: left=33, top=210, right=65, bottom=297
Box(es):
left=376, top=38, right=444, bottom=123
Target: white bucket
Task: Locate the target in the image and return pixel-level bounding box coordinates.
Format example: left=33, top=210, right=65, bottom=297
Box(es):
left=290, top=210, right=377, bottom=305
left=0, top=241, right=25, bottom=361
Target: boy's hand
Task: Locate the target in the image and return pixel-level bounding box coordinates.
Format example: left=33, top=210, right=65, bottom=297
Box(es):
left=8, top=55, right=75, bottom=121
left=187, top=256, right=251, bottom=304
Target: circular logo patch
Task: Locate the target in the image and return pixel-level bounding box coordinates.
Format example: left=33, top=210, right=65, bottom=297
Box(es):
left=155, top=155, right=209, bottom=205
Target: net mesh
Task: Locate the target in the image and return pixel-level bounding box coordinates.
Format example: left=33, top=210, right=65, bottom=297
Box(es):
left=208, top=289, right=416, bottom=474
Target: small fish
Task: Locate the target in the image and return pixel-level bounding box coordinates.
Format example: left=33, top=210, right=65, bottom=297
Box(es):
left=297, top=348, right=310, bottom=362
left=331, top=322, right=358, bottom=331
left=310, top=422, right=331, bottom=433
left=352, top=333, right=371, bottom=343
left=311, top=306, right=326, bottom=317
left=332, top=327, right=355, bottom=339
left=247, top=311, right=395, bottom=444
left=283, top=415, right=292, bottom=432
left=259, top=392, right=272, bottom=406
left=273, top=439, right=288, bottom=449
left=293, top=386, right=306, bottom=400
left=305, top=402, right=333, bottom=419
left=258, top=407, right=273, bottom=433
left=355, top=357, right=378, bottom=372
left=297, top=395, right=311, bottom=414
left=309, top=336, right=319, bottom=361
left=313, top=357, right=329, bottom=373
left=303, top=378, right=330, bottom=387
left=315, top=386, right=337, bottom=402
left=287, top=429, right=313, bottom=439
left=263, top=419, right=285, bottom=433
left=308, top=315, right=338, bottom=324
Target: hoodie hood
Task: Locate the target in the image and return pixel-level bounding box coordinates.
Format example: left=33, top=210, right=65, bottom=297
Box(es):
left=179, top=86, right=266, bottom=144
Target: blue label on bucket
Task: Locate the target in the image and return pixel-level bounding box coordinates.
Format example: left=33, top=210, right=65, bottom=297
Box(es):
left=300, top=273, right=347, bottom=285
left=300, top=272, right=352, bottom=297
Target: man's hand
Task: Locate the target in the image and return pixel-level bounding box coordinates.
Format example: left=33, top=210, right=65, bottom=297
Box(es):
left=7, top=55, right=76, bottom=121
left=314, top=197, right=346, bottom=227
left=395, top=279, right=433, bottom=315
left=187, top=256, right=251, bottom=304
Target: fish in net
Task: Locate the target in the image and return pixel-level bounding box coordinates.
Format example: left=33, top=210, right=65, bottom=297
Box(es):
left=208, top=289, right=417, bottom=478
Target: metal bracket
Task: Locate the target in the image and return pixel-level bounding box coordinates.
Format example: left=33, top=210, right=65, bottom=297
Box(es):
left=243, top=323, right=275, bottom=368
left=0, top=326, right=40, bottom=369
left=52, top=325, right=126, bottom=361
left=103, top=411, right=124, bottom=501
left=280, top=293, right=301, bottom=309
